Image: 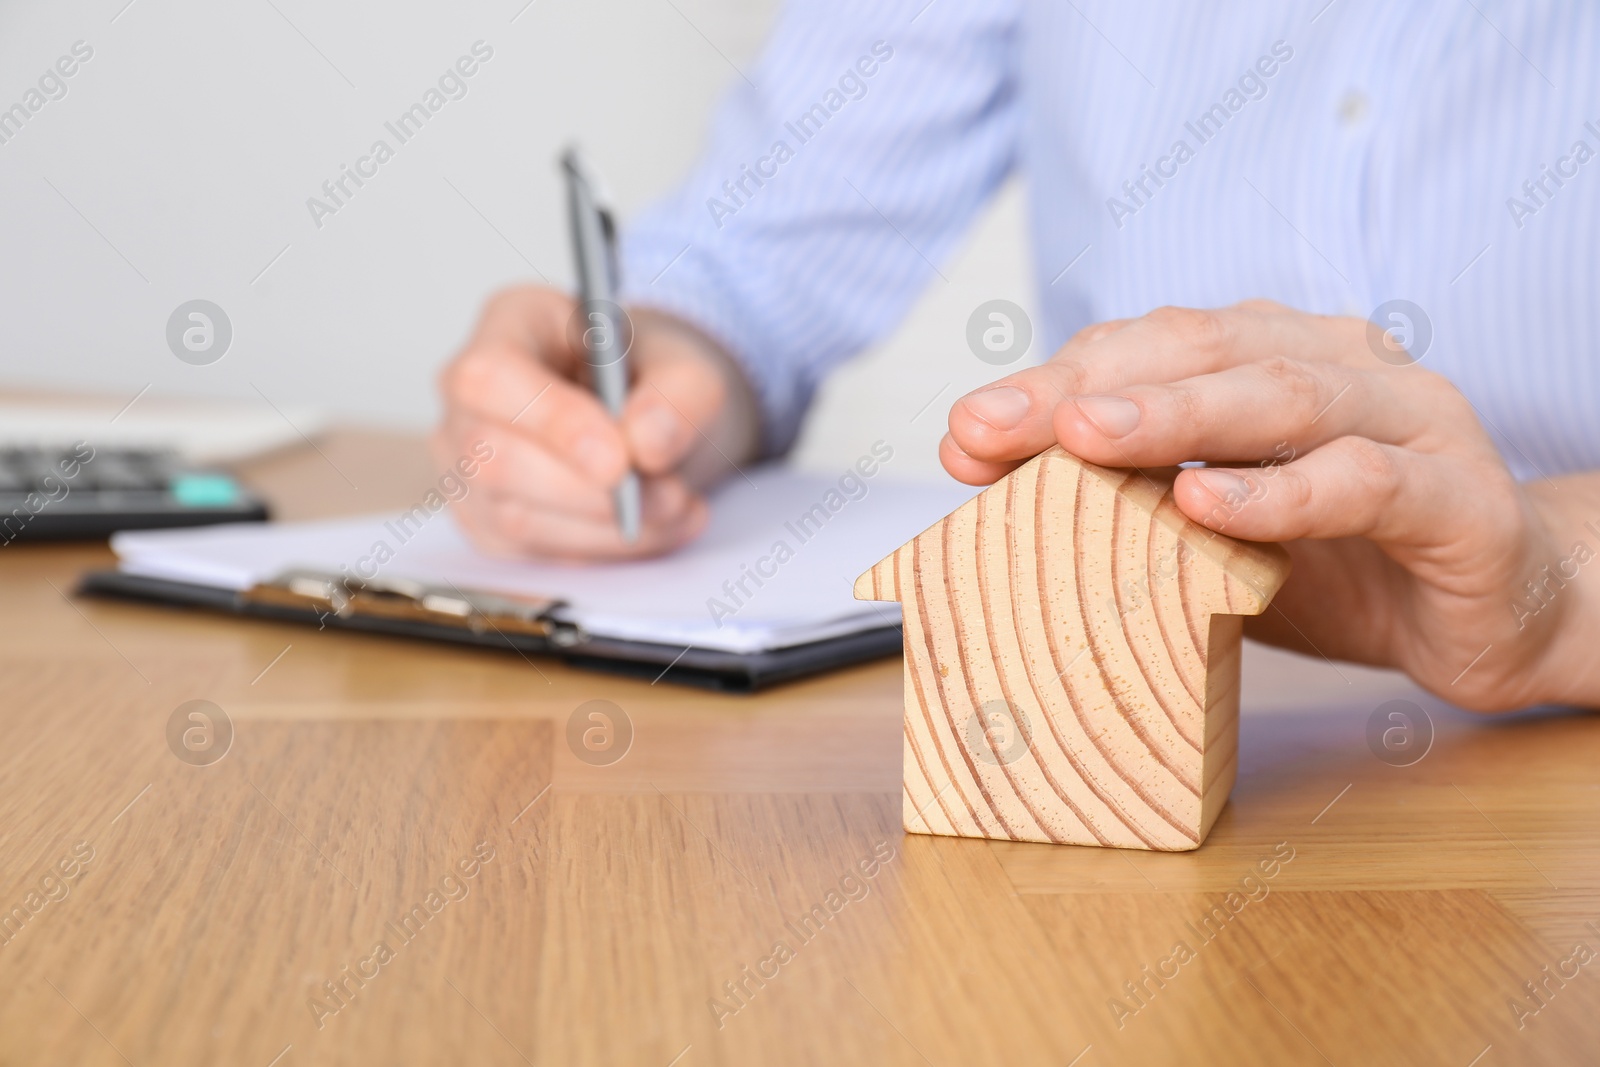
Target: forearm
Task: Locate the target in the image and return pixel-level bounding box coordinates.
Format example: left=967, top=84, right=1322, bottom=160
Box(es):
left=1523, top=473, right=1600, bottom=707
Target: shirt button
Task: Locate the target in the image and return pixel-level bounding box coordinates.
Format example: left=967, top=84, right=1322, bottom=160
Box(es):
left=1338, top=90, right=1370, bottom=127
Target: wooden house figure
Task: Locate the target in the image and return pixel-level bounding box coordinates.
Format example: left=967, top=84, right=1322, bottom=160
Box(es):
left=854, top=446, right=1291, bottom=851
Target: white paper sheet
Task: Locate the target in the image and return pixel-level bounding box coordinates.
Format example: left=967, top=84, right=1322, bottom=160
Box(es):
left=111, top=465, right=979, bottom=654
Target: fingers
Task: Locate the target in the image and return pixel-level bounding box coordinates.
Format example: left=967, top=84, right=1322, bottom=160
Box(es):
left=469, top=482, right=709, bottom=562
left=1073, top=317, right=1136, bottom=344
left=442, top=346, right=630, bottom=484
left=433, top=420, right=706, bottom=556
left=441, top=420, right=628, bottom=522
left=436, top=435, right=707, bottom=563
left=942, top=317, right=1136, bottom=467
left=947, top=303, right=1351, bottom=469
left=939, top=433, right=1025, bottom=486
left=1052, top=357, right=1427, bottom=468
left=1171, top=435, right=1480, bottom=548
left=440, top=285, right=633, bottom=486
left=946, top=354, right=1110, bottom=468
left=622, top=341, right=728, bottom=476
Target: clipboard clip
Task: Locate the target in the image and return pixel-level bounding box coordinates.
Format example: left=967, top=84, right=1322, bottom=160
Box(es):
left=241, top=569, right=586, bottom=646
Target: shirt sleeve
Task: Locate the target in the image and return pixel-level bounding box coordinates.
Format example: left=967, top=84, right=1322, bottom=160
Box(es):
left=619, top=0, right=1022, bottom=456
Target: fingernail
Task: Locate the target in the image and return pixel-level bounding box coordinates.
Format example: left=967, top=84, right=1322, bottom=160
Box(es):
left=573, top=432, right=622, bottom=481
left=1074, top=395, right=1141, bottom=438
left=964, top=386, right=1031, bottom=430
left=631, top=402, right=681, bottom=459
left=1192, top=467, right=1251, bottom=504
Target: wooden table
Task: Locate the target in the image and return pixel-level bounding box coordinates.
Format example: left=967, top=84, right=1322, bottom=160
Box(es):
left=2, top=431, right=1597, bottom=1066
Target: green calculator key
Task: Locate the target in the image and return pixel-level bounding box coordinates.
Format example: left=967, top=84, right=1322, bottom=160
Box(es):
left=171, top=473, right=241, bottom=507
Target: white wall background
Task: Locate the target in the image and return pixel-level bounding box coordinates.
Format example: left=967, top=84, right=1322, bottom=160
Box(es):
left=0, top=0, right=1033, bottom=480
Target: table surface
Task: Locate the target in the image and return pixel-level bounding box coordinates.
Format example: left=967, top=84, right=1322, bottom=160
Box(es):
left=2, top=430, right=1597, bottom=1067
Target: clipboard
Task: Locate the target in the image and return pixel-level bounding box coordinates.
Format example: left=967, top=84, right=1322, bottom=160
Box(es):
left=76, top=566, right=903, bottom=692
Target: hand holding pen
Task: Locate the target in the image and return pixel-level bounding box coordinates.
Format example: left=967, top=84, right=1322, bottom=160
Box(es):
left=431, top=152, right=761, bottom=562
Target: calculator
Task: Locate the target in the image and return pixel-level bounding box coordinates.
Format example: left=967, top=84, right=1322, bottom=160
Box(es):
left=0, top=445, right=269, bottom=542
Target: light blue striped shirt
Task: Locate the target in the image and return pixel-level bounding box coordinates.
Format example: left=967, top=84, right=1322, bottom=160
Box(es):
left=619, top=0, right=1600, bottom=481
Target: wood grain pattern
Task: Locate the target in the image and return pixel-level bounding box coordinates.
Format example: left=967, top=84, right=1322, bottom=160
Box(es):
left=855, top=447, right=1291, bottom=851
left=1, top=427, right=1596, bottom=1066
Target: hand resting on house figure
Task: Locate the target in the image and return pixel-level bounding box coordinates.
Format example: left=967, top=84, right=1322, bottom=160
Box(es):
left=943, top=300, right=1600, bottom=713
